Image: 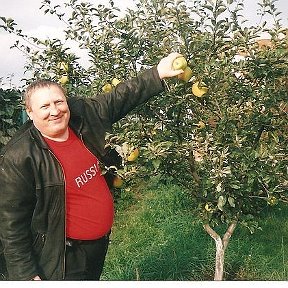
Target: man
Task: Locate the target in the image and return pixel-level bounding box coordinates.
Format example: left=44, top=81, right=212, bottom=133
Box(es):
left=0, top=53, right=183, bottom=280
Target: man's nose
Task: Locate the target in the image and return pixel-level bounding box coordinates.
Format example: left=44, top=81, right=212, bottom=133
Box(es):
left=50, top=104, right=60, bottom=115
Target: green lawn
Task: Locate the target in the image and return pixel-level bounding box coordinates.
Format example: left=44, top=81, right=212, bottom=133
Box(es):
left=102, top=179, right=288, bottom=281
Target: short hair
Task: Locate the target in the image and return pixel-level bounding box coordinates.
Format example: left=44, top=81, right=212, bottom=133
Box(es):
left=24, top=80, right=66, bottom=110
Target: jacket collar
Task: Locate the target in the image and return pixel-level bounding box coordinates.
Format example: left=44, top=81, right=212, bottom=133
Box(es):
left=29, top=114, right=84, bottom=149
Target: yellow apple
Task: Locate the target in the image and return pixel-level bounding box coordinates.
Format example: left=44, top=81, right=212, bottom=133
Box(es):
left=127, top=148, right=139, bottom=162
left=113, top=176, right=123, bottom=188
left=192, top=81, right=208, bottom=97
left=177, top=66, right=193, bottom=82
left=205, top=203, right=213, bottom=212
left=172, top=56, right=187, bottom=70
left=57, top=61, right=69, bottom=72
left=267, top=196, right=278, bottom=206
left=58, top=75, right=69, bottom=85
left=102, top=83, right=113, bottom=93
left=112, top=78, right=121, bottom=87
left=196, top=121, right=205, bottom=129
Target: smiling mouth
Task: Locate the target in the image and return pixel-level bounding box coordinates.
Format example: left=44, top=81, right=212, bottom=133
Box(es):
left=49, top=116, right=63, bottom=122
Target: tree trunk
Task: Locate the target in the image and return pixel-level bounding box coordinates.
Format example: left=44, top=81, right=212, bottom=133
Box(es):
left=203, top=221, right=237, bottom=280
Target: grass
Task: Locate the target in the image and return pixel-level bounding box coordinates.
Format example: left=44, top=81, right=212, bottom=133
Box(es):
left=226, top=206, right=288, bottom=280
left=101, top=179, right=288, bottom=281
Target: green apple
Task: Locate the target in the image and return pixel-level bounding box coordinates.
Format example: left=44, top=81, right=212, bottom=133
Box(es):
left=127, top=148, right=139, bottom=162
left=177, top=66, right=193, bottom=82
left=112, top=78, right=121, bottom=86
left=113, top=176, right=123, bottom=188
left=58, top=75, right=69, bottom=85
left=192, top=81, right=208, bottom=97
left=172, top=56, right=187, bottom=70
left=102, top=83, right=113, bottom=93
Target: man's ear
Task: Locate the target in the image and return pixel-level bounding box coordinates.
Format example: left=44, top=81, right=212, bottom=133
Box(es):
left=26, top=109, right=33, bottom=120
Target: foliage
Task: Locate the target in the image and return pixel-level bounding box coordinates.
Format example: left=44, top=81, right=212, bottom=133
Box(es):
left=98, top=0, right=287, bottom=232
left=0, top=88, right=22, bottom=149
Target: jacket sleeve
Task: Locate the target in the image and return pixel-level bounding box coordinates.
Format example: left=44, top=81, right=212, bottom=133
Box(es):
left=69, top=66, right=165, bottom=130
left=0, top=154, right=38, bottom=280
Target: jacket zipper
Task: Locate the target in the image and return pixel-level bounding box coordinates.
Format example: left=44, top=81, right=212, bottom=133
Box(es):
left=48, top=149, right=67, bottom=280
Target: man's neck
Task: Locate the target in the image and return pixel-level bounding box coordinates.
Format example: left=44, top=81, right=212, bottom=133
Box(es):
left=41, top=128, right=69, bottom=142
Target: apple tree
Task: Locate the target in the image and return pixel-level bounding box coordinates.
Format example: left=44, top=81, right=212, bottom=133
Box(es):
left=1, top=0, right=287, bottom=280
left=94, top=0, right=287, bottom=280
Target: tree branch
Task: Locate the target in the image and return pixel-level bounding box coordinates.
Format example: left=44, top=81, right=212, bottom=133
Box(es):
left=203, top=223, right=220, bottom=241
left=222, top=221, right=237, bottom=250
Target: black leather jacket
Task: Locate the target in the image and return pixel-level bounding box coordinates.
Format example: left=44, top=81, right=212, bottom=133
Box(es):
left=0, top=67, right=164, bottom=280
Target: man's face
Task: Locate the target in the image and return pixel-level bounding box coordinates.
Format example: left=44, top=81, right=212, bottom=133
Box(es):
left=27, top=85, right=70, bottom=140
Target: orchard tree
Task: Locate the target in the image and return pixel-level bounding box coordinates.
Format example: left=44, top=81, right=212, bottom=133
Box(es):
left=0, top=88, right=22, bottom=149
left=1, top=0, right=287, bottom=280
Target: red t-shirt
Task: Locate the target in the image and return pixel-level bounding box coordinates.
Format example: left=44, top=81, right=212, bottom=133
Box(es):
left=44, top=128, right=114, bottom=240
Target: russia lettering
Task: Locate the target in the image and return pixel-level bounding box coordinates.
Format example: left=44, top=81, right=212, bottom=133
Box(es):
left=75, top=163, right=99, bottom=188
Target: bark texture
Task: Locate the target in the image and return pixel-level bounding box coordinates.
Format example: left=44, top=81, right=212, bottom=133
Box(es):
left=203, top=221, right=237, bottom=280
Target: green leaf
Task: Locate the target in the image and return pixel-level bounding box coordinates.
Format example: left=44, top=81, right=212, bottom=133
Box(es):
left=152, top=159, right=161, bottom=170
left=228, top=196, right=235, bottom=208
left=230, top=184, right=240, bottom=189
left=217, top=195, right=226, bottom=211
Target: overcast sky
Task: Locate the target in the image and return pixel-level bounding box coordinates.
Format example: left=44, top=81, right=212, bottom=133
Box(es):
left=0, top=0, right=287, bottom=89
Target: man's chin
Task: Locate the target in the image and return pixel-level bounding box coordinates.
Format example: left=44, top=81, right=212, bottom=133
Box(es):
left=44, top=127, right=69, bottom=141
